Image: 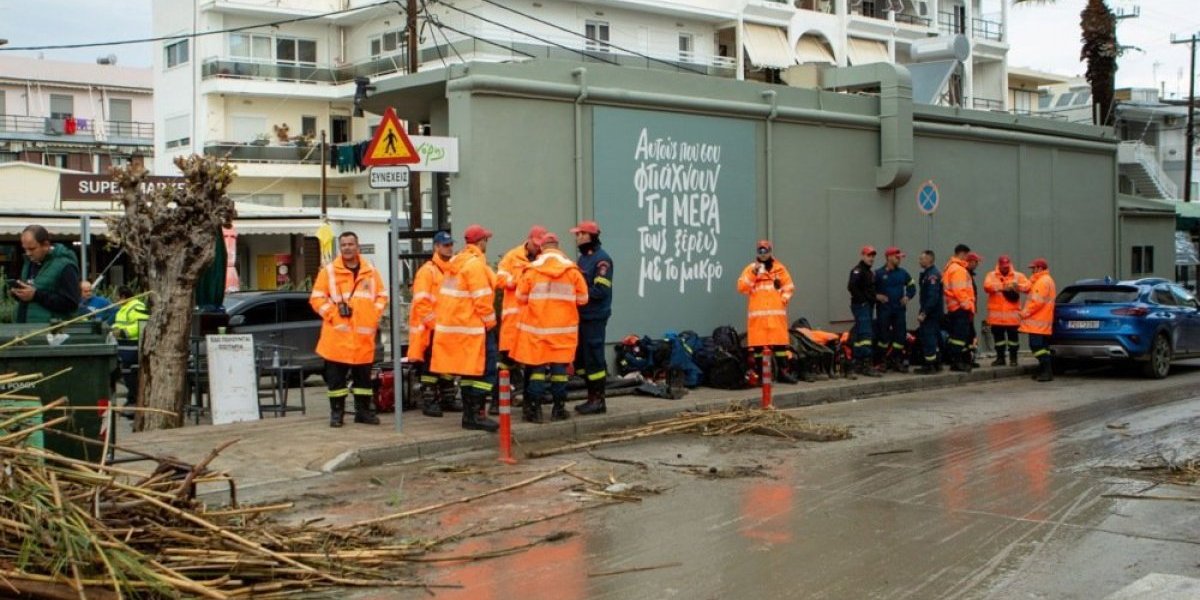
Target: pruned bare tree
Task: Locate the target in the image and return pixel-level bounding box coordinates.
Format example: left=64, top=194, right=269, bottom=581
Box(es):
left=107, top=156, right=237, bottom=431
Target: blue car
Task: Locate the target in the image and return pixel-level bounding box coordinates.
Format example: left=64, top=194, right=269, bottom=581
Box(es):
left=1049, top=278, right=1200, bottom=378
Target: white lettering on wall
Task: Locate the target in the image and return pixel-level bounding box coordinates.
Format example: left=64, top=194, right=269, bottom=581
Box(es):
left=633, top=127, right=725, bottom=297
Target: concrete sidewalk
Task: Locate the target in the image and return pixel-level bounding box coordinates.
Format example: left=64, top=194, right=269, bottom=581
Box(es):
left=116, top=363, right=1030, bottom=494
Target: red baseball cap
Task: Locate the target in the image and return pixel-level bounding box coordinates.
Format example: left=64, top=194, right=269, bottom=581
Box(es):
left=463, top=224, right=493, bottom=244
left=570, top=220, right=600, bottom=235
left=861, top=245, right=877, bottom=256
left=966, top=252, right=983, bottom=263
left=997, top=255, right=1012, bottom=266
left=539, top=232, right=560, bottom=246
left=527, top=225, right=547, bottom=242
left=1028, top=258, right=1048, bottom=269
left=885, top=246, right=905, bottom=258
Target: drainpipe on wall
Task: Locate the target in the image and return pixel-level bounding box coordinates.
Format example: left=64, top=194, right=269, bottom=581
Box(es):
left=572, top=67, right=588, bottom=224
left=820, top=63, right=915, bottom=190
left=762, top=89, right=778, bottom=237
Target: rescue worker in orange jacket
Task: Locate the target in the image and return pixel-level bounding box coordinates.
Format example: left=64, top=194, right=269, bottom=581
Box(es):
left=511, top=233, right=589, bottom=423
left=983, top=255, right=1031, bottom=367
left=310, top=231, right=388, bottom=428
left=943, top=243, right=976, bottom=373
left=430, top=224, right=500, bottom=432
left=737, top=240, right=798, bottom=384
left=494, top=225, right=547, bottom=410
left=1019, top=258, right=1056, bottom=382
left=407, top=231, right=461, bottom=418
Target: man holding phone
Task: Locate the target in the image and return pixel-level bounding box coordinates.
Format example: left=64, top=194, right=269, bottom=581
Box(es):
left=11, top=225, right=81, bottom=324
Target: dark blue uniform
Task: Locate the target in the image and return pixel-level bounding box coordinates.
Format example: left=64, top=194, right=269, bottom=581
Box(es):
left=917, top=265, right=944, bottom=366
left=874, top=266, right=916, bottom=360
left=847, top=261, right=876, bottom=363
left=575, top=242, right=613, bottom=391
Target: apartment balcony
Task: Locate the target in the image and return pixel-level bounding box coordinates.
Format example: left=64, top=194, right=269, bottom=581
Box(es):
left=972, top=97, right=1004, bottom=111
left=850, top=2, right=932, bottom=30
left=202, top=53, right=409, bottom=86
left=203, top=140, right=361, bottom=179
left=0, top=115, right=154, bottom=147
left=937, top=12, right=1003, bottom=41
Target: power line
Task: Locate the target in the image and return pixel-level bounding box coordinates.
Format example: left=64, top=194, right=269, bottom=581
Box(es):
left=436, top=2, right=619, bottom=66
left=473, top=0, right=707, bottom=76
left=0, top=0, right=396, bottom=52
left=428, top=18, right=536, bottom=59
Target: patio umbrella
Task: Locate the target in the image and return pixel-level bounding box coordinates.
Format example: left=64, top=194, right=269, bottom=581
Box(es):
left=194, top=226, right=226, bottom=310
left=223, top=225, right=240, bottom=292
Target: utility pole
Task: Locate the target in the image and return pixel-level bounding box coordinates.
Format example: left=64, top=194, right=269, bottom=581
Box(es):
left=406, top=0, right=422, bottom=245
left=1173, top=33, right=1198, bottom=202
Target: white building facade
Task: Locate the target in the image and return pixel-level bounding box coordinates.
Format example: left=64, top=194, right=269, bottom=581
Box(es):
left=152, top=0, right=1011, bottom=210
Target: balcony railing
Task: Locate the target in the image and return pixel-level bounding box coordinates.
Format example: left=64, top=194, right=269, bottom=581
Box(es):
left=854, top=1, right=888, bottom=20
left=972, top=97, right=1004, bottom=111
left=894, top=13, right=932, bottom=27
left=972, top=18, right=1003, bottom=41
left=938, top=11, right=966, bottom=35
left=202, top=30, right=737, bottom=85
left=203, top=142, right=323, bottom=164
left=0, top=115, right=153, bottom=143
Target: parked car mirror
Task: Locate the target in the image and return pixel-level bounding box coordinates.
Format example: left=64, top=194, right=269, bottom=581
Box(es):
left=228, top=314, right=246, bottom=327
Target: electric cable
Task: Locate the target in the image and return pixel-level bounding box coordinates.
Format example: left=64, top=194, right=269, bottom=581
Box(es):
left=472, top=0, right=707, bottom=76
left=437, top=2, right=618, bottom=65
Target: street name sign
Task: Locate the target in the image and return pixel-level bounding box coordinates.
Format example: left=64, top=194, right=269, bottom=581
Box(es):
left=369, top=165, right=411, bottom=189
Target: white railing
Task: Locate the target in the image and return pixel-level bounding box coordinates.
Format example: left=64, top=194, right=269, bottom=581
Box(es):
left=1118, top=141, right=1180, bottom=199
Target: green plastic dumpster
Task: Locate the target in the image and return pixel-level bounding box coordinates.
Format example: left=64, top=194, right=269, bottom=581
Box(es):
left=0, top=321, right=118, bottom=461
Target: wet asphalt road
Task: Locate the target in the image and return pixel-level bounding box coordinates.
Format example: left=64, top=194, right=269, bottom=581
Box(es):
left=263, top=366, right=1200, bottom=600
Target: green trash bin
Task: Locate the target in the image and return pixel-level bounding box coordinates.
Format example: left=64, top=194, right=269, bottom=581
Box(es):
left=0, top=321, right=118, bottom=461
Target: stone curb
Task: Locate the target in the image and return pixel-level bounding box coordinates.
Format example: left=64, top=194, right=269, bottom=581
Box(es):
left=323, top=365, right=1031, bottom=472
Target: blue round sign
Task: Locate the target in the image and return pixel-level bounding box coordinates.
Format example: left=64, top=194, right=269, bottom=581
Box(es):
left=917, top=180, right=939, bottom=215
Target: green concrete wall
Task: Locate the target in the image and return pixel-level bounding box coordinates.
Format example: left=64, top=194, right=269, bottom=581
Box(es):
left=431, top=60, right=1118, bottom=343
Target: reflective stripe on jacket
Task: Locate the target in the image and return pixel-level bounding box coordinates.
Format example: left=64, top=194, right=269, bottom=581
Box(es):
left=430, top=245, right=497, bottom=376
left=309, top=255, right=387, bottom=365
left=943, top=257, right=975, bottom=314
left=737, top=259, right=794, bottom=347
left=510, top=249, right=588, bottom=366
left=496, top=243, right=534, bottom=352
left=983, top=268, right=1031, bottom=326
left=406, top=254, right=449, bottom=361
left=1019, top=271, right=1056, bottom=336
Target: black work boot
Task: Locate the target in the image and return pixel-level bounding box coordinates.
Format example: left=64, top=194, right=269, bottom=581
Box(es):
left=991, top=353, right=1007, bottom=367
left=353, top=397, right=380, bottom=425
left=438, top=380, right=463, bottom=412
left=1010, top=350, right=1019, bottom=365
left=461, top=391, right=499, bottom=432
left=891, top=356, right=909, bottom=373
left=857, top=360, right=881, bottom=378
left=550, top=398, right=569, bottom=421
left=329, top=398, right=345, bottom=428
left=575, top=385, right=607, bottom=415
left=420, top=385, right=443, bottom=418
left=1035, top=360, right=1054, bottom=382
left=523, top=398, right=544, bottom=423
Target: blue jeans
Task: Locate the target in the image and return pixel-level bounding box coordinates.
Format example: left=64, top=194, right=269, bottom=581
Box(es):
left=851, top=303, right=874, bottom=361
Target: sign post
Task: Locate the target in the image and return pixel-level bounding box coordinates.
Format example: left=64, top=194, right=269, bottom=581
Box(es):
left=917, top=180, right=939, bottom=250
left=364, top=107, right=421, bottom=433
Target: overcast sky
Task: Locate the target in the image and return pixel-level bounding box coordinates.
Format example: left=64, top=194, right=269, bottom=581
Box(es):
left=0, top=0, right=1197, bottom=97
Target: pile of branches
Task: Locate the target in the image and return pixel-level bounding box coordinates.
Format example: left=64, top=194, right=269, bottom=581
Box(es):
left=529, top=405, right=851, bottom=458
left=0, top=400, right=438, bottom=599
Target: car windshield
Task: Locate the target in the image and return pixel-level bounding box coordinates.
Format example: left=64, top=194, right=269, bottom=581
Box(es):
left=1058, top=286, right=1139, bottom=305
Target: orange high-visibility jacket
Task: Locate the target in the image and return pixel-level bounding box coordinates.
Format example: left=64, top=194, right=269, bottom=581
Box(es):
left=510, top=249, right=589, bottom=366
left=983, top=268, right=1031, bottom=326
left=797, top=327, right=839, bottom=345
left=737, top=260, right=795, bottom=347
left=1019, top=271, right=1056, bottom=336
left=943, top=257, right=975, bottom=314
left=496, top=243, right=534, bottom=353
left=405, top=253, right=450, bottom=361
left=309, top=255, right=387, bottom=365
left=430, top=245, right=497, bottom=376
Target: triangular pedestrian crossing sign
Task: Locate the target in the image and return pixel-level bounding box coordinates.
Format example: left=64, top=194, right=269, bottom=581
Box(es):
left=362, top=107, right=420, bottom=166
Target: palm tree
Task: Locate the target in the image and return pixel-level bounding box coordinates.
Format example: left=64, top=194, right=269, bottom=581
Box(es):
left=1015, top=0, right=1118, bottom=126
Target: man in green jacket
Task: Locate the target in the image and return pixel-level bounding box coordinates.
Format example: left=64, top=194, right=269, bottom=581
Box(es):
left=11, top=225, right=81, bottom=323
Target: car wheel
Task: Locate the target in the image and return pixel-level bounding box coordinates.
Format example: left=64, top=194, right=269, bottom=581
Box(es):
left=1141, top=334, right=1172, bottom=379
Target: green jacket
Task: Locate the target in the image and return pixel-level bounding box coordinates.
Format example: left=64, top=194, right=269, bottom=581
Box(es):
left=17, top=244, right=81, bottom=323
left=113, top=299, right=150, bottom=341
